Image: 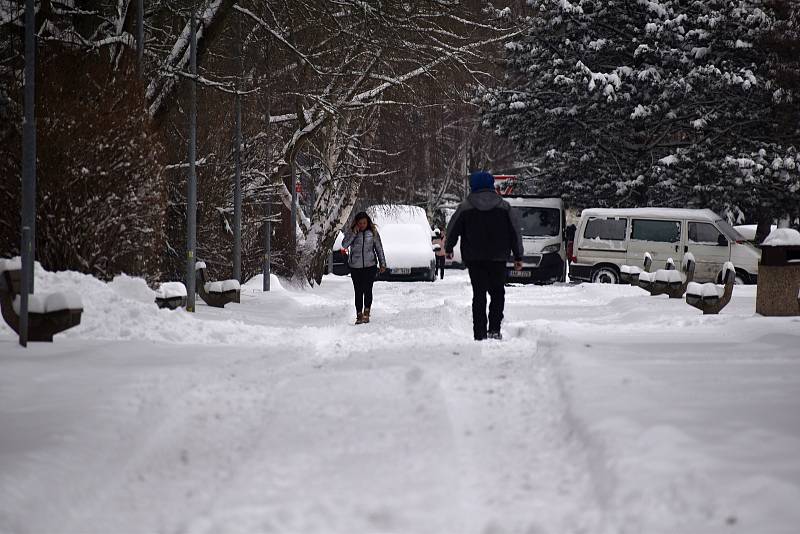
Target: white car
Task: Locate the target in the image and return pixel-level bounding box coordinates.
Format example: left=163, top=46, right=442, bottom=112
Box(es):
left=733, top=224, right=776, bottom=244
left=368, top=205, right=437, bottom=281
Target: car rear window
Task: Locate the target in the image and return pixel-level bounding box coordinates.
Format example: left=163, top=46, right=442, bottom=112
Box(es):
left=631, top=219, right=681, bottom=243
left=583, top=218, right=627, bottom=241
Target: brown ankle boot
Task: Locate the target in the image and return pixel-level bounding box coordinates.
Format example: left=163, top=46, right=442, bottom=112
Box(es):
left=363, top=308, right=371, bottom=323
left=355, top=313, right=365, bottom=325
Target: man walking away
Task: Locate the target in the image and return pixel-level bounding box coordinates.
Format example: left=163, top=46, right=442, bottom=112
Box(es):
left=445, top=171, right=523, bottom=340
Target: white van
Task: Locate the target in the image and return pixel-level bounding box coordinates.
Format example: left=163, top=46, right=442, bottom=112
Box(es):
left=570, top=208, right=760, bottom=284
left=505, top=196, right=567, bottom=284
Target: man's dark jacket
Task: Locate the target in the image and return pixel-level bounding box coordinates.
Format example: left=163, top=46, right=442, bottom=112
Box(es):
left=445, top=189, right=524, bottom=264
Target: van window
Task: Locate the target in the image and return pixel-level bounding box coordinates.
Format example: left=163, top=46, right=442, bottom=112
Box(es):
left=631, top=219, right=681, bottom=243
left=688, top=222, right=722, bottom=245
left=518, top=207, right=560, bottom=237
left=583, top=218, right=627, bottom=241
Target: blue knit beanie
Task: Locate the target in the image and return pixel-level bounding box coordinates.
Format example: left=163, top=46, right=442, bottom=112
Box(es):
left=470, top=171, right=495, bottom=192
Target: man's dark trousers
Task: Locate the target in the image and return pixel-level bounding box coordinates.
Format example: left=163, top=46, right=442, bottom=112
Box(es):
left=467, top=261, right=506, bottom=339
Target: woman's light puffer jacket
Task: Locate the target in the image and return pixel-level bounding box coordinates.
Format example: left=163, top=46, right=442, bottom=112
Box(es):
left=342, top=229, right=387, bottom=269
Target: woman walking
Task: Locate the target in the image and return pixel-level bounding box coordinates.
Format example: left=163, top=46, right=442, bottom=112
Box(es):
left=341, top=212, right=387, bottom=324
left=433, top=227, right=446, bottom=280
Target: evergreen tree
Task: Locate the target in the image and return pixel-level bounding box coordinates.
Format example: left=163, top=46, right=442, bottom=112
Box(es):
left=480, top=0, right=800, bottom=222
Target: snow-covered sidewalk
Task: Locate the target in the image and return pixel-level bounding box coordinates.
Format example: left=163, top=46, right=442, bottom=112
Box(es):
left=1, top=269, right=799, bottom=534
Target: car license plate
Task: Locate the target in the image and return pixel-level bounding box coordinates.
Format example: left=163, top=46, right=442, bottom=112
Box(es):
left=392, top=268, right=411, bottom=275
left=509, top=270, right=531, bottom=278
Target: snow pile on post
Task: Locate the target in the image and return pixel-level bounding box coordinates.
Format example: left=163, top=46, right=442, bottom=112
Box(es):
left=722, top=262, right=736, bottom=281
left=203, top=280, right=239, bottom=293
left=0, top=257, right=22, bottom=273
left=12, top=291, right=82, bottom=314
left=221, top=280, right=240, bottom=292
left=686, top=282, right=723, bottom=299
left=155, top=282, right=187, bottom=299
left=682, top=252, right=696, bottom=271
left=655, top=269, right=683, bottom=284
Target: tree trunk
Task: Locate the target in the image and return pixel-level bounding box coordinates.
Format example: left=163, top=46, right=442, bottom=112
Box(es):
left=755, top=211, right=773, bottom=244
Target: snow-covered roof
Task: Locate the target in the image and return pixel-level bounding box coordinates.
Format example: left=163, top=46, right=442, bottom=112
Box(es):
left=580, top=207, right=721, bottom=222
left=762, top=228, right=800, bottom=247
left=505, top=197, right=562, bottom=209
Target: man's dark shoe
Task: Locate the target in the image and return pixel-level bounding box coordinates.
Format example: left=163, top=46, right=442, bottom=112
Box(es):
left=488, top=331, right=503, bottom=340
left=474, top=334, right=486, bottom=341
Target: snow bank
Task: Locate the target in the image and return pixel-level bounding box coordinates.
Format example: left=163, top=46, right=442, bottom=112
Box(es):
left=763, top=228, right=800, bottom=247
left=109, top=274, right=156, bottom=304
left=0, top=266, right=300, bottom=345
left=243, top=274, right=286, bottom=293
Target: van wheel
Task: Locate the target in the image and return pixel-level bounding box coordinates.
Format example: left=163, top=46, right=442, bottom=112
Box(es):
left=591, top=266, right=619, bottom=284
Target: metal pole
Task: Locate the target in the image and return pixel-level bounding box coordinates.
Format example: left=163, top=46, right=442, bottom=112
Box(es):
left=136, top=0, right=144, bottom=69
left=233, top=93, right=242, bottom=281
left=262, top=38, right=271, bottom=292
left=233, top=11, right=242, bottom=282
left=19, top=227, right=30, bottom=347
left=186, top=3, right=197, bottom=312
left=264, top=199, right=271, bottom=292
left=22, top=0, right=36, bottom=294
left=290, top=157, right=297, bottom=251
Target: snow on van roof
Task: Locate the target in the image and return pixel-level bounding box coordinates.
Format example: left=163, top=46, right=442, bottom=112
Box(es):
left=368, top=204, right=430, bottom=227
left=580, top=207, right=721, bottom=221
left=504, top=196, right=562, bottom=209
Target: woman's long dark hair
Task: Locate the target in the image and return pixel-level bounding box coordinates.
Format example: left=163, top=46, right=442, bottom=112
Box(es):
left=351, top=211, right=378, bottom=234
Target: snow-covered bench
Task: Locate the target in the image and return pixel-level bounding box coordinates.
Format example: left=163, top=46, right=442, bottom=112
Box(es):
left=621, top=252, right=653, bottom=285
left=0, top=258, right=83, bottom=342
left=154, top=281, right=187, bottom=310
left=195, top=261, right=240, bottom=308
left=634, top=252, right=658, bottom=291
left=686, top=262, right=735, bottom=314
left=650, top=253, right=696, bottom=298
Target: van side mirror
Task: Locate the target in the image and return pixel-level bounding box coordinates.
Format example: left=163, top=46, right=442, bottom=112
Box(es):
left=717, top=235, right=728, bottom=247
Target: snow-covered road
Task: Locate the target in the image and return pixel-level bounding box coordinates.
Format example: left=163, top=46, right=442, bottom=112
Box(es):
left=1, top=269, right=799, bottom=534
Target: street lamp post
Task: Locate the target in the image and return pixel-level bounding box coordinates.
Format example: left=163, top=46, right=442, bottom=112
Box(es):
left=233, top=11, right=242, bottom=282
left=186, top=3, right=198, bottom=312
left=19, top=0, right=37, bottom=346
